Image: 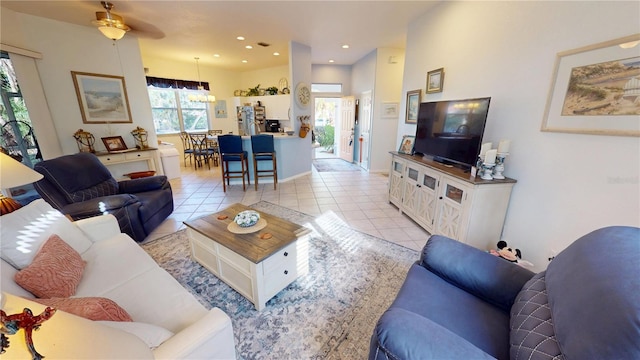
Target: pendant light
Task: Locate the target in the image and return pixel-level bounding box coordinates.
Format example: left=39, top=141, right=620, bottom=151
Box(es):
left=188, top=57, right=216, bottom=103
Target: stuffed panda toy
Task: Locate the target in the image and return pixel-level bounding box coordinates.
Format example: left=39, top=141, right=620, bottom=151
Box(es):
left=490, top=240, right=522, bottom=262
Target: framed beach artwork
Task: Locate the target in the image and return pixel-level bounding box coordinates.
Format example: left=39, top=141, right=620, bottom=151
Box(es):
left=382, top=102, right=399, bottom=118
left=72, top=71, right=132, bottom=124
left=541, top=34, right=640, bottom=136
left=405, top=89, right=422, bottom=124
left=426, top=68, right=444, bottom=94
left=398, top=135, right=415, bottom=155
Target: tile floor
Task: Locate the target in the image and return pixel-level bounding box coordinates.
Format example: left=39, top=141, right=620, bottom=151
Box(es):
left=146, top=160, right=430, bottom=252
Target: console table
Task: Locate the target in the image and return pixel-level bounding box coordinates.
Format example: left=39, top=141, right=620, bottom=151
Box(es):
left=388, top=152, right=516, bottom=250
left=94, top=148, right=162, bottom=179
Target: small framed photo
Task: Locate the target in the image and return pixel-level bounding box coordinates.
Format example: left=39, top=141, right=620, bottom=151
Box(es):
left=398, top=135, right=415, bottom=155
left=101, top=136, right=128, bottom=152
left=405, top=89, right=422, bottom=124
left=426, top=68, right=445, bottom=94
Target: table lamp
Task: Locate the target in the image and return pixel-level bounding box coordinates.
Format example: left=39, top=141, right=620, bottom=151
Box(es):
left=0, top=152, right=44, bottom=215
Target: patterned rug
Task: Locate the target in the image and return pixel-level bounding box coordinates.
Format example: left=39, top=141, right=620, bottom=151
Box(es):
left=312, top=158, right=363, bottom=172
left=142, top=201, right=418, bottom=359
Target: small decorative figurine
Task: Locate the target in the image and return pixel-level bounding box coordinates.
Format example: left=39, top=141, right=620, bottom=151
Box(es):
left=131, top=126, right=149, bottom=149
left=1, top=307, right=57, bottom=360
left=73, top=129, right=95, bottom=153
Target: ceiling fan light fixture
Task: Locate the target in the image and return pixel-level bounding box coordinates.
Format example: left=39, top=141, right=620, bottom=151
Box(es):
left=92, top=2, right=130, bottom=41
left=98, top=25, right=127, bottom=40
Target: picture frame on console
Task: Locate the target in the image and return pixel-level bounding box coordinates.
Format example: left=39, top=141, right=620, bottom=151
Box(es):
left=71, top=71, right=132, bottom=124
left=101, top=136, right=128, bottom=152
left=405, top=89, right=422, bottom=124
left=398, top=135, right=415, bottom=154
left=541, top=34, right=640, bottom=137
left=426, top=68, right=444, bottom=94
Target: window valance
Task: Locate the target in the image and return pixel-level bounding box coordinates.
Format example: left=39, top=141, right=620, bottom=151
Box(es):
left=145, top=76, right=209, bottom=91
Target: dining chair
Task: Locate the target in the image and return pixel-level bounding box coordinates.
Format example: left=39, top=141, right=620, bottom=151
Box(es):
left=218, top=134, right=250, bottom=191
left=250, top=134, right=277, bottom=190
left=179, top=131, right=194, bottom=166
left=189, top=133, right=215, bottom=170
left=207, top=130, right=224, bottom=167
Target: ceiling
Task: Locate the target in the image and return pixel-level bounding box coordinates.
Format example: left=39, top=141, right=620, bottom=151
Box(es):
left=1, top=0, right=440, bottom=71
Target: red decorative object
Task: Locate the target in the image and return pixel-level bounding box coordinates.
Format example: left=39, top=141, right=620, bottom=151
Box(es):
left=124, top=170, right=156, bottom=179
left=1, top=307, right=56, bottom=360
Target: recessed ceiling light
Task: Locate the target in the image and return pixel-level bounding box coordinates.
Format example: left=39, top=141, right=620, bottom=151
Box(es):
left=236, top=36, right=245, bottom=41
left=245, top=45, right=253, bottom=49
left=329, top=59, right=335, bottom=63
left=273, top=52, right=280, bottom=56
left=242, top=60, right=248, bottom=63
left=213, top=54, right=220, bottom=58
left=342, top=44, right=349, bottom=49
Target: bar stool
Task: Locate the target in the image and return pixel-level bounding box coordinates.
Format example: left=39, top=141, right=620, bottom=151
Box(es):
left=218, top=134, right=250, bottom=191
left=251, top=134, right=277, bottom=190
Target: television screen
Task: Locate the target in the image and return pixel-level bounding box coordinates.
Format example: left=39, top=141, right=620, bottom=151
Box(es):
left=413, top=97, right=491, bottom=169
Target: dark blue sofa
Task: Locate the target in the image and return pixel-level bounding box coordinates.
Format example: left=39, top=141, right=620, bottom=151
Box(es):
left=369, top=226, right=640, bottom=360
left=33, top=152, right=173, bottom=242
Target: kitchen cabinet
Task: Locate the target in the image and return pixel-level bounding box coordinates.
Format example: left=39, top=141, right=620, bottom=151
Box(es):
left=388, top=152, right=516, bottom=250
left=238, top=95, right=291, bottom=121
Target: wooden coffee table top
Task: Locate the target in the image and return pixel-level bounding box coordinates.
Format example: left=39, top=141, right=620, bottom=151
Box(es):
left=183, top=203, right=310, bottom=263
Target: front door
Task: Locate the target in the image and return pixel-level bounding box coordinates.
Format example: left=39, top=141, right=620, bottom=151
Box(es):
left=339, top=96, right=355, bottom=162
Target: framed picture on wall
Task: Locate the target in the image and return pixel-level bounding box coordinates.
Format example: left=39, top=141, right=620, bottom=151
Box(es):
left=541, top=34, right=640, bottom=136
left=71, top=71, right=132, bottom=124
left=426, top=68, right=445, bottom=94
left=382, top=102, right=399, bottom=118
left=214, top=99, right=228, bottom=118
left=405, top=89, right=422, bottom=124
left=398, top=135, right=415, bottom=154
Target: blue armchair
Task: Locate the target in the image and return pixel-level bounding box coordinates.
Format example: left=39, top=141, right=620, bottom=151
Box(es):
left=370, top=226, right=640, bottom=360
left=33, top=152, right=173, bottom=242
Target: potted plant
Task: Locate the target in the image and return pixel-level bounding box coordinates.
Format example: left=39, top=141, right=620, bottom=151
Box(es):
left=266, top=86, right=279, bottom=95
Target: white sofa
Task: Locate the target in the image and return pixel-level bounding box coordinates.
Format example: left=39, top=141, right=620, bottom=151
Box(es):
left=0, top=199, right=236, bottom=359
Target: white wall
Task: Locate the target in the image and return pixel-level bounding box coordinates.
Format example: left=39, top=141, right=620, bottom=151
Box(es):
left=311, top=64, right=352, bottom=96
left=371, top=48, right=404, bottom=172
left=398, top=1, right=640, bottom=270
left=238, top=65, right=289, bottom=93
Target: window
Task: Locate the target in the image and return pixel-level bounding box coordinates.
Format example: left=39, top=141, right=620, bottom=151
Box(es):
left=148, top=87, right=209, bottom=134
left=311, top=83, right=342, bottom=93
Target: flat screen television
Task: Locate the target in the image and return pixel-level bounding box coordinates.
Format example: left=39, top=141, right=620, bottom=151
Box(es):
left=413, top=97, right=491, bottom=170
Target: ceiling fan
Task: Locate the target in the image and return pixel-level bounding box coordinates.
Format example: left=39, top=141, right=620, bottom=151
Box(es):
left=91, top=1, right=131, bottom=41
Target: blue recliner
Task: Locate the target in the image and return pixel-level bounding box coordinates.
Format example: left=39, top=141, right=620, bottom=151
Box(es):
left=33, top=152, right=173, bottom=242
left=369, top=226, right=640, bottom=360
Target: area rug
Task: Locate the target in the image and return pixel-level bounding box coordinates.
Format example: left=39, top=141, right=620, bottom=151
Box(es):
left=312, top=158, right=362, bottom=172
left=142, top=201, right=418, bottom=359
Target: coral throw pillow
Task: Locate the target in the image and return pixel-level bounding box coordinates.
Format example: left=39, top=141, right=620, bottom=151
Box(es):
left=32, top=297, right=133, bottom=322
left=14, top=234, right=86, bottom=298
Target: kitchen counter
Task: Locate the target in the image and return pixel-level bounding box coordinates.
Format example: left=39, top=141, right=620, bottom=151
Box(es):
left=222, top=134, right=312, bottom=186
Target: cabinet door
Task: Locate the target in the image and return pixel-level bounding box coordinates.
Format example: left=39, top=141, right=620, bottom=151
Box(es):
left=402, top=163, right=421, bottom=216
left=388, top=158, right=405, bottom=206
left=414, top=167, right=439, bottom=230
left=434, top=178, right=471, bottom=240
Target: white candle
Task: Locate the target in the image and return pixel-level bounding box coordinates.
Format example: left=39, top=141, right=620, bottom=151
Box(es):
left=497, top=139, right=511, bottom=154
left=484, top=149, right=497, bottom=164
left=479, top=142, right=492, bottom=158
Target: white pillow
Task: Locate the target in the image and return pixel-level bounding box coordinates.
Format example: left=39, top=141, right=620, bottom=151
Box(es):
left=96, top=321, right=174, bottom=349
left=0, top=199, right=92, bottom=269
